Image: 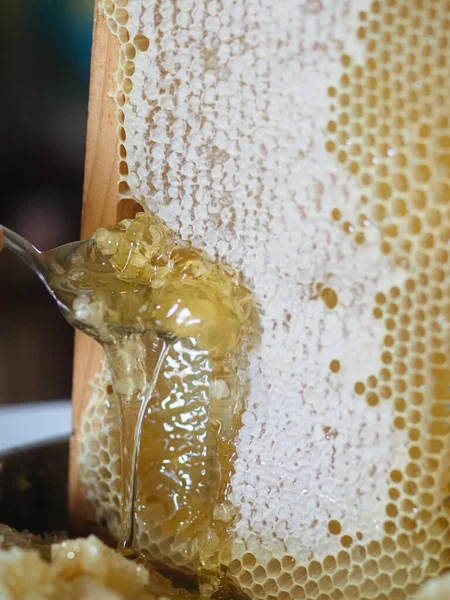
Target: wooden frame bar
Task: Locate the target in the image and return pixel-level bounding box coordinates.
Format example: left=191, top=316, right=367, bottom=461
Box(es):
left=69, top=2, right=119, bottom=534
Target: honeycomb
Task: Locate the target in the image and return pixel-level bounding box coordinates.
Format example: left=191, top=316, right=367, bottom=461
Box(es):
left=0, top=532, right=194, bottom=599
left=78, top=0, right=450, bottom=598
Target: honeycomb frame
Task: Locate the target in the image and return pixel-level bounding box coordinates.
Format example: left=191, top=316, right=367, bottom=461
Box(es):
left=78, top=0, right=450, bottom=598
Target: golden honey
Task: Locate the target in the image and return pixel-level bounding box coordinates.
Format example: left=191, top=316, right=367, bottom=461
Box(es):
left=49, top=212, right=255, bottom=589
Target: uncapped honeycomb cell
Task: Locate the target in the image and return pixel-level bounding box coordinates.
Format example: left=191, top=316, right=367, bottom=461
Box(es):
left=78, top=0, right=450, bottom=598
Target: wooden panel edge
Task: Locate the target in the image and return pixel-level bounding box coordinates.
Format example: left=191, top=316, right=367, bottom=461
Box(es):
left=68, top=1, right=119, bottom=535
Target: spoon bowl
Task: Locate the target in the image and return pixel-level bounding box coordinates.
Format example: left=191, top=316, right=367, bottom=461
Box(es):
left=1, top=224, right=90, bottom=322
left=0, top=224, right=157, bottom=339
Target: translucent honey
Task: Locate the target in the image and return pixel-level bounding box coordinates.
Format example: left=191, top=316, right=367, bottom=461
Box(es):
left=49, top=212, right=255, bottom=588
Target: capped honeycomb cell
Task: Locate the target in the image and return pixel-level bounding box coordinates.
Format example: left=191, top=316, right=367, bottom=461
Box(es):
left=78, top=0, right=450, bottom=598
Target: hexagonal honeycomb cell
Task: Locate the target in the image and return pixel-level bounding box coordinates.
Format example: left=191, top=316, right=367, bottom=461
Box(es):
left=78, top=0, right=450, bottom=598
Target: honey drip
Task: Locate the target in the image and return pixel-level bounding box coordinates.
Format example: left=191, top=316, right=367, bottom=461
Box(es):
left=104, top=334, right=171, bottom=550
left=48, top=212, right=254, bottom=584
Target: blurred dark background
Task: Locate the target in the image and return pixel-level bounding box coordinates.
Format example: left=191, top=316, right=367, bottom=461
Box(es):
left=0, top=1, right=94, bottom=404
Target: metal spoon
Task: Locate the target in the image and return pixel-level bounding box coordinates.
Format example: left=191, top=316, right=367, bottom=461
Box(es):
left=0, top=224, right=177, bottom=340
left=0, top=223, right=175, bottom=550
left=0, top=224, right=92, bottom=328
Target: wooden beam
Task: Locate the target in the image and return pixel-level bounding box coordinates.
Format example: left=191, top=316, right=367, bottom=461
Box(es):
left=68, top=2, right=119, bottom=535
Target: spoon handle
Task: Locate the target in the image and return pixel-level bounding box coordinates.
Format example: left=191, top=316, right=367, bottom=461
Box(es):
left=0, top=224, right=43, bottom=277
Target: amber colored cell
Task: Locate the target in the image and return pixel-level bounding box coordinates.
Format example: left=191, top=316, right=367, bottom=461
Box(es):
left=118, top=180, right=130, bottom=195
left=373, top=307, right=383, bottom=319
left=385, top=318, right=395, bottom=331
left=384, top=335, right=394, bottom=347
left=308, top=561, right=323, bottom=579
left=367, top=375, right=378, bottom=388
left=380, top=368, right=391, bottom=381
left=379, top=386, right=392, bottom=400
left=354, top=382, right=365, bottom=395
left=282, top=556, right=296, bottom=571
left=118, top=26, right=129, bottom=43
left=327, top=520, right=342, bottom=536
left=366, top=392, right=379, bottom=407
left=253, top=566, right=268, bottom=583
left=243, top=553, right=257, bottom=569
left=293, top=566, right=308, bottom=583
left=329, top=360, right=341, bottom=373
left=433, top=181, right=450, bottom=203
left=342, top=220, right=354, bottom=233
left=376, top=182, right=392, bottom=200
left=115, top=7, right=129, bottom=24
left=394, top=379, right=406, bottom=393
left=104, top=0, right=115, bottom=15
left=322, top=556, right=337, bottom=575
left=381, top=351, right=392, bottom=364
left=122, top=77, right=133, bottom=94
left=279, top=573, right=294, bottom=590
left=239, top=571, right=253, bottom=587
left=375, top=292, right=386, bottom=305
left=134, top=33, right=150, bottom=52
left=124, top=43, right=136, bottom=60
left=384, top=520, right=396, bottom=536
left=384, top=223, right=398, bottom=238
left=340, top=536, right=353, bottom=549
left=381, top=241, right=391, bottom=254
left=267, top=558, right=282, bottom=577
left=354, top=231, right=365, bottom=244
left=372, top=203, right=386, bottom=221
left=320, top=287, right=338, bottom=309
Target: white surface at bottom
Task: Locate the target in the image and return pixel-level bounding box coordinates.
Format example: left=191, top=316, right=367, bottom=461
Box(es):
left=0, top=400, right=71, bottom=452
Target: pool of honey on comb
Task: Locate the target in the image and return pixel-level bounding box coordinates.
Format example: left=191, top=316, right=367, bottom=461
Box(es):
left=76, top=0, right=450, bottom=599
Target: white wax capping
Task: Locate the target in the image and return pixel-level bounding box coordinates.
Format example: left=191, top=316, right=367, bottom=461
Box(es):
left=117, top=0, right=406, bottom=564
